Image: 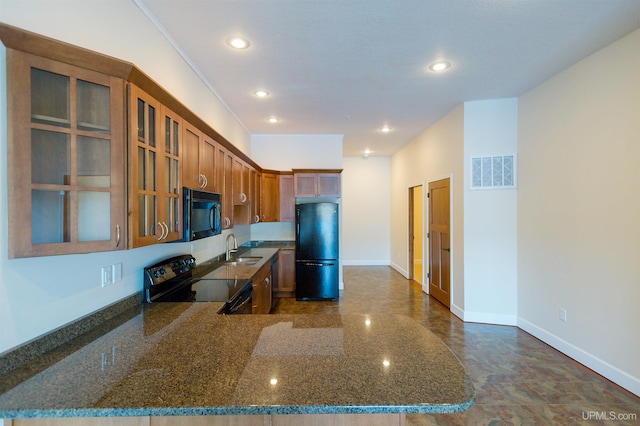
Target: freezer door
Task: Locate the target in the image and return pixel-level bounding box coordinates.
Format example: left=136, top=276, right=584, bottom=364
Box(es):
left=295, top=261, right=339, bottom=301
left=295, top=202, right=339, bottom=261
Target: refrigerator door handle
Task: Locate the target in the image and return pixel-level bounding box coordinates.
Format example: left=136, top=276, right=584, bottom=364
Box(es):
left=302, top=262, right=336, bottom=267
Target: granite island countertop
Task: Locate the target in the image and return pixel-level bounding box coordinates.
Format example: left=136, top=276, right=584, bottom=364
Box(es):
left=0, top=303, right=475, bottom=418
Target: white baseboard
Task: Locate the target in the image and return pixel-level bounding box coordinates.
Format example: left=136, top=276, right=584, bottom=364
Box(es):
left=461, top=311, right=518, bottom=326
left=342, top=260, right=390, bottom=266
left=389, top=261, right=408, bottom=278
left=450, top=303, right=464, bottom=321
left=518, top=317, right=640, bottom=397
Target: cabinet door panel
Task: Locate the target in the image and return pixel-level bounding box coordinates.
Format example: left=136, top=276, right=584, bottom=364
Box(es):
left=8, top=50, right=125, bottom=258
left=275, top=249, right=295, bottom=293
left=130, top=87, right=181, bottom=246
left=317, top=173, right=341, bottom=197
left=294, top=173, right=316, bottom=197
left=250, top=169, right=261, bottom=223
left=261, top=173, right=279, bottom=222
left=279, top=174, right=294, bottom=222
left=130, top=88, right=161, bottom=246
left=201, top=136, right=216, bottom=191
left=182, top=124, right=201, bottom=189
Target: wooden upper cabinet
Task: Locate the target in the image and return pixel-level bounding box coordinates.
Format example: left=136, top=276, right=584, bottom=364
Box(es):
left=250, top=169, right=261, bottom=223
left=317, top=173, right=342, bottom=197
left=182, top=122, right=215, bottom=191
left=181, top=123, right=201, bottom=189
left=261, top=173, right=280, bottom=222
left=201, top=136, right=216, bottom=191
left=293, top=170, right=342, bottom=198
left=293, top=173, right=317, bottom=198
left=6, top=50, right=127, bottom=258
left=232, top=157, right=251, bottom=204
left=279, top=173, right=295, bottom=222
left=129, top=85, right=181, bottom=247
left=216, top=145, right=234, bottom=229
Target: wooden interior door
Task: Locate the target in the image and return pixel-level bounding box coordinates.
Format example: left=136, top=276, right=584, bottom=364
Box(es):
left=428, top=178, right=451, bottom=308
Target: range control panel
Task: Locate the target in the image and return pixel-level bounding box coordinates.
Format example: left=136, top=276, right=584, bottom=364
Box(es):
left=144, top=255, right=196, bottom=287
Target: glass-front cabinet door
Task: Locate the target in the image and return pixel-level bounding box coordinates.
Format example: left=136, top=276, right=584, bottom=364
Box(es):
left=7, top=50, right=126, bottom=258
left=129, top=85, right=181, bottom=247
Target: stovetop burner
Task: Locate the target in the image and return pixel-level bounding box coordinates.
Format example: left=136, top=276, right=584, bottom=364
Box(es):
left=143, top=254, right=253, bottom=314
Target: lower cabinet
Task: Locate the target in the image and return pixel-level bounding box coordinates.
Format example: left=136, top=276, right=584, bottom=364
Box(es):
left=252, top=261, right=272, bottom=314
left=273, top=249, right=295, bottom=297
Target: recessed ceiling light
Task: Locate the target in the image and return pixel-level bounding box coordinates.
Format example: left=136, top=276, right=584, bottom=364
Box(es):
left=253, top=90, right=270, bottom=98
left=380, top=125, right=391, bottom=133
left=268, top=116, right=279, bottom=123
left=428, top=61, right=451, bottom=72
left=226, top=36, right=250, bottom=50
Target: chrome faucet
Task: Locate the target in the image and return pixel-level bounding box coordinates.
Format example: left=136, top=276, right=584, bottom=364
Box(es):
left=225, top=233, right=238, bottom=261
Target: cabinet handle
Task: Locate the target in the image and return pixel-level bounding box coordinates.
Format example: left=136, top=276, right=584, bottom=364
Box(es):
left=203, top=175, right=208, bottom=188
left=115, top=224, right=121, bottom=247
left=255, top=215, right=260, bottom=223
left=240, top=193, right=247, bottom=203
left=157, top=222, right=168, bottom=240
left=163, top=222, right=170, bottom=240
left=265, top=277, right=270, bottom=286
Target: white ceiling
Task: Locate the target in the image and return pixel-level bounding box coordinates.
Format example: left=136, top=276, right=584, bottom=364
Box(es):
left=137, top=0, right=640, bottom=156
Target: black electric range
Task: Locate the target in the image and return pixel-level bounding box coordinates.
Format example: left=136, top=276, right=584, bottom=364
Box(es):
left=143, top=254, right=252, bottom=314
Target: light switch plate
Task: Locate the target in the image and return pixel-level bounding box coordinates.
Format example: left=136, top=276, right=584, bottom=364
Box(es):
left=112, top=263, right=122, bottom=283
left=101, top=266, right=112, bottom=287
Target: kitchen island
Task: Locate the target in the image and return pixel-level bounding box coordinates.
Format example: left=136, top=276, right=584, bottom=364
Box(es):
left=0, top=303, right=475, bottom=425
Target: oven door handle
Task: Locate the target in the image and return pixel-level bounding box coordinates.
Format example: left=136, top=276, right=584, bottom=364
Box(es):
left=231, top=293, right=251, bottom=313
left=226, top=286, right=252, bottom=313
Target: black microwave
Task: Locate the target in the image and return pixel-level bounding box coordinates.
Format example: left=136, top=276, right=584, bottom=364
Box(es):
left=182, top=188, right=222, bottom=241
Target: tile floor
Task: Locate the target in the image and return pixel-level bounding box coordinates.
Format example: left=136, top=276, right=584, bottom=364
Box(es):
left=271, top=266, right=640, bottom=425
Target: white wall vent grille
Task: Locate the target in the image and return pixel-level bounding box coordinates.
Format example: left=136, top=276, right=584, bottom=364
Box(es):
left=471, top=155, right=516, bottom=189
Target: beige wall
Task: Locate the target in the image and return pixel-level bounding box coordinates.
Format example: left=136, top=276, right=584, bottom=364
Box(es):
left=517, top=29, right=640, bottom=394
left=390, top=105, right=465, bottom=314
left=342, top=156, right=391, bottom=265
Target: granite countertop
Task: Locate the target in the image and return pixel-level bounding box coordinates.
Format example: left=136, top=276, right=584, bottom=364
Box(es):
left=0, top=304, right=475, bottom=418
left=243, top=240, right=295, bottom=250
left=194, top=247, right=280, bottom=281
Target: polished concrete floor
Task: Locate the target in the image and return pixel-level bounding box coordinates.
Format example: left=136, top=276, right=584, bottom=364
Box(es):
left=271, top=266, right=640, bottom=425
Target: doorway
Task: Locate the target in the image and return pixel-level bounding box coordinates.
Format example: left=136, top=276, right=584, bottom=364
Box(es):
left=428, top=178, right=451, bottom=308
left=408, top=185, right=423, bottom=285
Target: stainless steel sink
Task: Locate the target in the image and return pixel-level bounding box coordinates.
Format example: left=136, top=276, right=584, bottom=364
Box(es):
left=225, top=256, right=262, bottom=266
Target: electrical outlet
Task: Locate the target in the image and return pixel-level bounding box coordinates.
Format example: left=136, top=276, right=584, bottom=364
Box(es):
left=101, top=266, right=113, bottom=287
left=112, top=263, right=122, bottom=283
left=559, top=308, right=567, bottom=322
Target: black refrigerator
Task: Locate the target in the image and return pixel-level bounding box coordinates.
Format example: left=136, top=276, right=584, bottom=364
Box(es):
left=295, top=202, right=339, bottom=300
